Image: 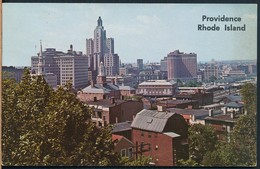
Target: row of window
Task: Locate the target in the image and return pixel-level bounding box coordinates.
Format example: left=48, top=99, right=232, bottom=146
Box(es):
left=121, top=147, right=133, bottom=158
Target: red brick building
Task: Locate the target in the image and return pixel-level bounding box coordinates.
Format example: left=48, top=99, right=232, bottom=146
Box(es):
left=112, top=134, right=134, bottom=159
left=84, top=98, right=143, bottom=127
left=131, top=108, right=189, bottom=166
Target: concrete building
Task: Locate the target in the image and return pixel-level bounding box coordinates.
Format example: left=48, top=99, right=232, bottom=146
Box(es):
left=2, top=66, right=24, bottom=82
left=137, top=80, right=177, bottom=97
left=131, top=108, right=189, bottom=166
left=77, top=63, right=136, bottom=102
left=106, top=38, right=114, bottom=54
left=104, top=53, right=119, bottom=76
left=31, top=44, right=88, bottom=89
left=203, top=63, right=219, bottom=81
left=137, top=59, right=144, bottom=71
left=86, top=17, right=120, bottom=81
left=167, top=50, right=197, bottom=82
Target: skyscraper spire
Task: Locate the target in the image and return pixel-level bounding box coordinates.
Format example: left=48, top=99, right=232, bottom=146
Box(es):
left=97, top=16, right=102, bottom=26
left=38, top=40, right=44, bottom=75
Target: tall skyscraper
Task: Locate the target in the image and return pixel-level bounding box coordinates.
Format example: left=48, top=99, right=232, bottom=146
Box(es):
left=167, top=50, right=197, bottom=82
left=86, top=16, right=119, bottom=79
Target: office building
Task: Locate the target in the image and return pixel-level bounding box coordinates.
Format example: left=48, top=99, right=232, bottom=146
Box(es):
left=137, top=59, right=143, bottom=71
left=104, top=53, right=120, bottom=76
left=31, top=44, right=88, bottom=89
left=86, top=17, right=120, bottom=80
left=167, top=50, right=197, bottom=82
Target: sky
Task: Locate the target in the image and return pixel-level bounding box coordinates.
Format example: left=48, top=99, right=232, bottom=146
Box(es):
left=3, top=3, right=257, bottom=66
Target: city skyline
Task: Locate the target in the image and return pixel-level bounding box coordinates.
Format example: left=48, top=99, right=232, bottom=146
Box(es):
left=3, top=3, right=257, bottom=66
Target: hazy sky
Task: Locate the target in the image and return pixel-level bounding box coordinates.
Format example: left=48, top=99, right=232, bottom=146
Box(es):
left=3, top=3, right=257, bottom=66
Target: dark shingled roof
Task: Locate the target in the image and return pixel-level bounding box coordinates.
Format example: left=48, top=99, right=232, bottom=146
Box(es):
left=131, top=109, right=175, bottom=132
left=167, top=108, right=223, bottom=120
left=112, top=121, right=132, bottom=133
left=224, top=102, right=243, bottom=108
left=225, top=95, right=242, bottom=102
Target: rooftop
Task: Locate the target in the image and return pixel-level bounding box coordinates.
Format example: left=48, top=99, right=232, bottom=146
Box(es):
left=224, top=101, right=244, bottom=108
left=85, top=99, right=127, bottom=107
left=112, top=121, right=132, bottom=133
left=131, top=109, right=175, bottom=132
left=167, top=108, right=223, bottom=120
left=139, top=80, right=176, bottom=86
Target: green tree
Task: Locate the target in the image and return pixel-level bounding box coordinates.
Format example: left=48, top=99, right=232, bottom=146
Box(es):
left=240, top=83, right=257, bottom=115
left=202, top=114, right=256, bottom=166
left=2, top=69, right=120, bottom=166
left=120, top=156, right=152, bottom=166
left=188, top=124, right=217, bottom=164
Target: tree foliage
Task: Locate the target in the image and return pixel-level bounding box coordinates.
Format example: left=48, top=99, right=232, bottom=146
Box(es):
left=2, top=69, right=120, bottom=166
left=202, top=114, right=256, bottom=166
left=120, top=156, right=152, bottom=166
left=188, top=124, right=217, bottom=164
left=240, top=83, right=256, bottom=115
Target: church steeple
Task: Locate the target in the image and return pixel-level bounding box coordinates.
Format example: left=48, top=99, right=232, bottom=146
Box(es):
left=38, top=40, right=44, bottom=75
left=97, top=16, right=102, bottom=26
left=97, top=61, right=106, bottom=85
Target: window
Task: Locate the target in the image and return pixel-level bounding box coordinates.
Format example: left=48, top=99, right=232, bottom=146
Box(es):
left=121, top=149, right=126, bottom=157
left=141, top=131, right=145, bottom=136
left=148, top=132, right=151, bottom=138
left=128, top=148, right=133, bottom=158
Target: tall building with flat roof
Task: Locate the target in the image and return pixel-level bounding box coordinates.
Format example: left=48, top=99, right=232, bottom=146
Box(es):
left=104, top=53, right=119, bottom=76
left=137, top=59, right=144, bottom=71
left=31, top=44, right=88, bottom=89
left=167, top=50, right=197, bottom=82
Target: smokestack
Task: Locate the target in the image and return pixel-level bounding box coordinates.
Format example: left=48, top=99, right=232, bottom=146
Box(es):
left=70, top=44, right=73, bottom=51
left=91, top=80, right=94, bottom=87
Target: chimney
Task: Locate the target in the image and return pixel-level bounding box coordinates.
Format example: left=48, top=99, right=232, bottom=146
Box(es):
left=110, top=97, right=115, bottom=104
left=230, top=111, right=235, bottom=119
left=133, top=115, right=135, bottom=120
left=157, top=105, right=166, bottom=112
left=93, top=97, right=97, bottom=102
left=70, top=44, right=73, bottom=51
left=223, top=107, right=227, bottom=115
left=209, top=109, right=213, bottom=117
left=192, top=115, right=196, bottom=121
left=116, top=117, right=118, bottom=123
left=91, top=80, right=94, bottom=87
left=111, top=78, right=115, bottom=85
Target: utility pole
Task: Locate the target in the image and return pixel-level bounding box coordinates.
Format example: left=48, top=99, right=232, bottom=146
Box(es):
left=133, top=141, right=150, bottom=160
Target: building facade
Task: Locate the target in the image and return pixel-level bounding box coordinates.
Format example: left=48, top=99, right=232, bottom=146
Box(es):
left=31, top=44, right=88, bottom=89
left=86, top=17, right=120, bottom=80
left=104, top=53, right=119, bottom=76
left=137, top=59, right=144, bottom=71
left=167, top=50, right=197, bottom=82
left=137, top=80, right=177, bottom=97
left=131, top=108, right=189, bottom=166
